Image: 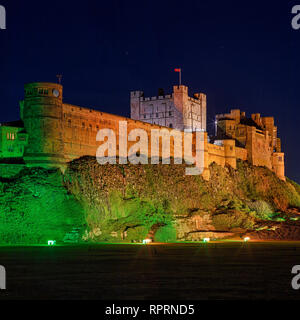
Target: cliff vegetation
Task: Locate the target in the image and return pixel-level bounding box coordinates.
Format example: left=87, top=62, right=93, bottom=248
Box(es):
left=0, top=157, right=300, bottom=244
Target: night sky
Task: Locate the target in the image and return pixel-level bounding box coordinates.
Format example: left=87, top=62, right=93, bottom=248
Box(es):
left=0, top=0, right=299, bottom=182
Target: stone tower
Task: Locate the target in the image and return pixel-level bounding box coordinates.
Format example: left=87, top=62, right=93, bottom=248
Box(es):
left=130, top=85, right=206, bottom=132
left=22, top=82, right=65, bottom=168
left=173, top=85, right=188, bottom=130
left=130, top=91, right=144, bottom=120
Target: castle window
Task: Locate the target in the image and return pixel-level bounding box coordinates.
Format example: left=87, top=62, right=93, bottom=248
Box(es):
left=68, top=120, right=71, bottom=127
left=169, top=123, right=173, bottom=128
left=6, top=132, right=15, bottom=140
left=156, top=113, right=158, bottom=118
left=169, top=112, right=172, bottom=117
left=44, top=89, right=48, bottom=95
left=144, top=115, right=146, bottom=119
left=82, top=122, right=85, bottom=128
left=89, top=124, right=92, bottom=130
left=96, top=125, right=99, bottom=130
left=279, top=157, right=283, bottom=162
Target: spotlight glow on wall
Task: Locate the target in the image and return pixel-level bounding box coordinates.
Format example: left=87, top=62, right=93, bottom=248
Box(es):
left=48, top=240, right=56, bottom=246
left=143, top=239, right=152, bottom=245
left=203, top=238, right=210, bottom=243
left=244, top=237, right=250, bottom=242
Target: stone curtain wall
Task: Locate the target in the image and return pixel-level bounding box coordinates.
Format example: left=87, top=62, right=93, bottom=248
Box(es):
left=61, top=102, right=253, bottom=180
left=22, top=83, right=285, bottom=181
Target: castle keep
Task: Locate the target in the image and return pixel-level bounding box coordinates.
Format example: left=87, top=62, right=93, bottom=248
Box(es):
left=0, top=82, right=285, bottom=181
left=131, top=86, right=206, bottom=132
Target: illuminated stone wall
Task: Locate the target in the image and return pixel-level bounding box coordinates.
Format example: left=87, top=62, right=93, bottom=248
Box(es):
left=215, top=109, right=285, bottom=180
left=20, top=83, right=285, bottom=181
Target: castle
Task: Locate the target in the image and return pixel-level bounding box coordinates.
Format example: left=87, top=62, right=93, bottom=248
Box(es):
left=0, top=82, right=285, bottom=181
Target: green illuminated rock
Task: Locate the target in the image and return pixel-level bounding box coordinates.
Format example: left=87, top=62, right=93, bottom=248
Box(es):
left=0, top=157, right=300, bottom=244
left=0, top=168, right=85, bottom=244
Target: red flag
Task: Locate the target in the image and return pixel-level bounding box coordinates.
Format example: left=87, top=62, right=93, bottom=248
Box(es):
left=174, top=68, right=181, bottom=72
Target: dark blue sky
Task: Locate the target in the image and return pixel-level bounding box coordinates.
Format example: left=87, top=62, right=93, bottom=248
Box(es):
left=0, top=0, right=299, bottom=182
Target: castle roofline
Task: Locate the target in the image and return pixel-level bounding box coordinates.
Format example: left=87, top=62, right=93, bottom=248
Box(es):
left=217, top=117, right=235, bottom=121
left=24, top=82, right=62, bottom=88
left=240, top=118, right=263, bottom=131
left=0, top=120, right=24, bottom=128
left=63, top=103, right=186, bottom=132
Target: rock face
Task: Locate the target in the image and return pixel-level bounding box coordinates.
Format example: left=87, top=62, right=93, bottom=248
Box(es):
left=0, top=157, right=300, bottom=244
left=63, top=157, right=300, bottom=242
left=0, top=168, right=85, bottom=244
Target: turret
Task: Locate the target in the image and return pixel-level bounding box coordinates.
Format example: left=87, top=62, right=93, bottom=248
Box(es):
left=22, top=82, right=65, bottom=167
left=130, top=91, right=143, bottom=120
left=173, top=85, right=188, bottom=114
left=272, top=153, right=285, bottom=181
left=194, top=93, right=207, bottom=131
left=223, top=139, right=236, bottom=169
left=173, top=85, right=188, bottom=130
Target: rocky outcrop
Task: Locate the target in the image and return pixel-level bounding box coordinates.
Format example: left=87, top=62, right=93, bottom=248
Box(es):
left=0, top=157, right=300, bottom=244
left=63, top=157, right=300, bottom=242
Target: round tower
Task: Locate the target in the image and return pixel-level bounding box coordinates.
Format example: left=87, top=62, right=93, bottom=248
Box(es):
left=23, top=82, right=66, bottom=168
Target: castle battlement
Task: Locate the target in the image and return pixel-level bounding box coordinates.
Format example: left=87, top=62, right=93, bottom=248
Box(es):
left=139, top=94, right=172, bottom=102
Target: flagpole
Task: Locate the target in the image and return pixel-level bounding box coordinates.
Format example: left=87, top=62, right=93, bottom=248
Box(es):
left=179, top=69, right=181, bottom=86
left=175, top=68, right=182, bottom=86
